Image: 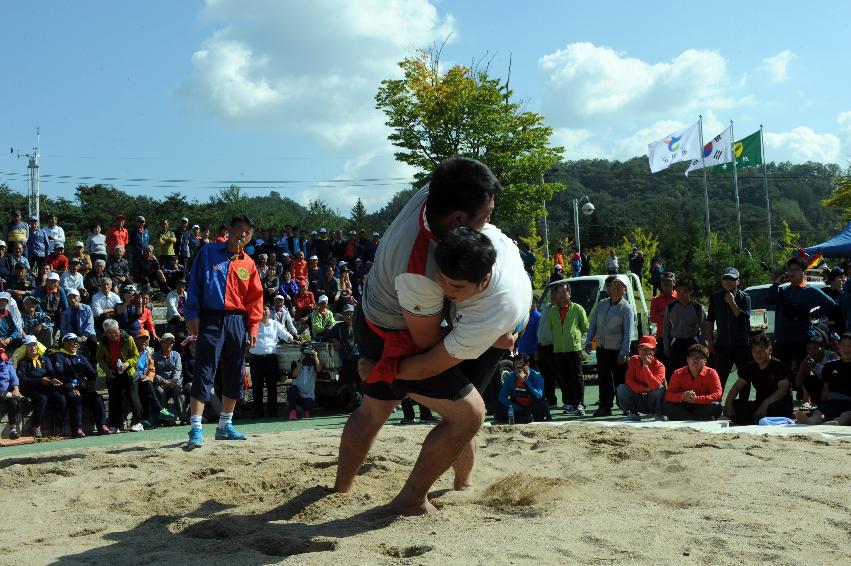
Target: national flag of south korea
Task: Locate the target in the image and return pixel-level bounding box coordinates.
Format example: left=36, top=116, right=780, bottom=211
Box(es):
left=685, top=125, right=733, bottom=176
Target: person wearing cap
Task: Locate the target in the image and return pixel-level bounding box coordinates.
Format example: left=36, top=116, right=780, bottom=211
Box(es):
left=189, top=224, right=204, bottom=261
left=6, top=258, right=34, bottom=306
left=305, top=230, right=318, bottom=258
left=705, top=267, right=752, bottom=393
left=52, top=332, right=109, bottom=438
left=548, top=263, right=565, bottom=283
left=60, top=258, right=87, bottom=300
left=3, top=210, right=28, bottom=255
left=617, top=335, right=667, bottom=421
left=21, top=294, right=55, bottom=347
left=723, top=333, right=793, bottom=424
left=650, top=271, right=677, bottom=368
left=174, top=217, right=193, bottom=268
left=26, top=215, right=51, bottom=267
left=662, top=343, right=723, bottom=421
left=60, top=289, right=97, bottom=360
left=129, top=216, right=150, bottom=271
left=307, top=255, right=321, bottom=295
left=795, top=330, right=839, bottom=405
left=153, top=333, right=185, bottom=421
left=68, top=241, right=92, bottom=275
left=36, top=272, right=68, bottom=328
left=106, top=214, right=129, bottom=258
left=312, top=228, right=332, bottom=269
left=663, top=276, right=707, bottom=376
left=547, top=281, right=589, bottom=415
left=133, top=329, right=177, bottom=426
left=271, top=294, right=298, bottom=336
left=157, top=219, right=177, bottom=263
left=249, top=305, right=294, bottom=418
left=86, top=222, right=108, bottom=265
left=17, top=334, right=65, bottom=438
left=184, top=214, right=263, bottom=447
left=338, top=263, right=354, bottom=300
left=363, top=231, right=380, bottom=263
left=0, top=341, right=23, bottom=439
left=0, top=239, right=11, bottom=281
left=311, top=294, right=335, bottom=341
left=331, top=302, right=362, bottom=407
left=106, top=244, right=131, bottom=287
left=96, top=319, right=145, bottom=432
left=584, top=275, right=634, bottom=417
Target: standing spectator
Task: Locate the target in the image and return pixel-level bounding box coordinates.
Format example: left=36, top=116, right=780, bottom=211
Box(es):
left=650, top=272, right=677, bottom=369
left=569, top=246, right=582, bottom=278
left=106, top=245, right=131, bottom=287
left=69, top=242, right=92, bottom=275
left=288, top=346, right=320, bottom=420
left=105, top=214, right=129, bottom=258
left=3, top=210, right=29, bottom=256
left=26, top=215, right=51, bottom=266
left=536, top=289, right=559, bottom=407
left=0, top=348, right=22, bottom=439
left=60, top=289, right=97, bottom=360
left=627, top=246, right=645, bottom=280
left=7, top=262, right=34, bottom=307
left=129, top=216, right=150, bottom=271
left=256, top=254, right=269, bottom=279
left=331, top=303, right=361, bottom=407
left=580, top=250, right=591, bottom=276
left=723, top=333, right=793, bottom=425
left=174, top=217, right=192, bottom=267
left=584, top=276, right=634, bottom=416
left=189, top=224, right=204, bottom=260
left=650, top=257, right=665, bottom=296
left=552, top=246, right=565, bottom=271
left=547, top=282, right=589, bottom=415
left=0, top=240, right=11, bottom=283
left=46, top=243, right=69, bottom=274
left=364, top=231, right=381, bottom=262
left=604, top=249, right=619, bottom=275
left=520, top=243, right=537, bottom=280
left=84, top=259, right=109, bottom=297
left=341, top=231, right=359, bottom=263
left=314, top=228, right=333, bottom=268
left=821, top=267, right=848, bottom=335
left=17, top=335, right=65, bottom=438
left=96, top=319, right=144, bottom=432
left=293, top=280, right=316, bottom=330
left=311, top=295, right=335, bottom=341
left=317, top=265, right=340, bottom=306
left=291, top=251, right=308, bottom=285
left=249, top=306, right=294, bottom=418
left=494, top=354, right=551, bottom=423
left=663, top=277, right=706, bottom=375
left=213, top=226, right=228, bottom=243
left=158, top=219, right=177, bottom=262
left=153, top=333, right=184, bottom=421
left=662, top=344, right=722, bottom=421
left=86, top=222, right=108, bottom=264
left=706, top=267, right=752, bottom=393
left=44, top=214, right=65, bottom=253
left=307, top=255, right=321, bottom=295
left=766, top=257, right=835, bottom=375
left=52, top=333, right=110, bottom=438
left=60, top=259, right=87, bottom=301
left=7, top=242, right=29, bottom=272
left=515, top=296, right=541, bottom=360
left=795, top=332, right=838, bottom=405
left=617, top=335, right=666, bottom=421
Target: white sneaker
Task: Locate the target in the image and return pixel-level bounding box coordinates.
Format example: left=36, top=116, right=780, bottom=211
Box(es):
left=576, top=404, right=586, bottom=416
left=129, top=423, right=144, bottom=432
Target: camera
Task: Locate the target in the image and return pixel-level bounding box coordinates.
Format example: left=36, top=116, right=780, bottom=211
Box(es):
left=301, top=343, right=317, bottom=366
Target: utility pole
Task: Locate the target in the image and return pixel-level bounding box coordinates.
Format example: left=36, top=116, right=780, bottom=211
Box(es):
left=16, top=128, right=41, bottom=220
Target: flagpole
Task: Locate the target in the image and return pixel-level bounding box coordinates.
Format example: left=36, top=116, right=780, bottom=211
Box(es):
left=760, top=124, right=774, bottom=267
left=699, top=114, right=712, bottom=254
left=731, top=120, right=743, bottom=251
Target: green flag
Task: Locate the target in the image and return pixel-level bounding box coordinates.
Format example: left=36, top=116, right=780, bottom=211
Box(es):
left=712, top=129, right=762, bottom=172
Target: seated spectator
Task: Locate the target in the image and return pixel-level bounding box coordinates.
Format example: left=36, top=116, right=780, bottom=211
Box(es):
left=60, top=289, right=97, bottom=360
left=161, top=255, right=185, bottom=289
left=271, top=294, right=299, bottom=339
left=288, top=345, right=320, bottom=420
left=21, top=295, right=54, bottom=347
left=0, top=239, right=12, bottom=282
left=106, top=245, right=131, bottom=287
left=165, top=274, right=188, bottom=341
left=0, top=292, right=24, bottom=351
left=339, top=265, right=354, bottom=297
left=46, top=243, right=68, bottom=273
left=136, top=245, right=167, bottom=290
left=52, top=333, right=109, bottom=438
left=796, top=332, right=851, bottom=426
left=17, top=335, right=65, bottom=438
left=69, top=241, right=92, bottom=275
left=331, top=303, right=361, bottom=407
left=60, top=258, right=87, bottom=301
left=0, top=346, right=22, bottom=439
left=263, top=265, right=280, bottom=304
left=35, top=272, right=68, bottom=327
left=317, top=265, right=340, bottom=306
left=250, top=306, right=294, bottom=418
left=35, top=262, right=53, bottom=289
left=291, top=251, right=308, bottom=285
left=7, top=262, right=35, bottom=306
left=311, top=295, right=335, bottom=341
left=279, top=252, right=292, bottom=275
left=267, top=252, right=284, bottom=277
left=294, top=280, right=316, bottom=328
left=494, top=354, right=551, bottom=424
left=96, top=319, right=144, bottom=432
left=84, top=259, right=109, bottom=296
left=134, top=330, right=176, bottom=426
left=795, top=332, right=839, bottom=405
left=115, top=284, right=156, bottom=339
left=256, top=253, right=269, bottom=279
left=7, top=242, right=30, bottom=272
left=153, top=333, right=184, bottom=422
left=723, top=333, right=794, bottom=425
left=91, top=277, right=121, bottom=327
left=662, top=344, right=722, bottom=420
left=617, top=335, right=667, bottom=421
left=280, top=270, right=299, bottom=301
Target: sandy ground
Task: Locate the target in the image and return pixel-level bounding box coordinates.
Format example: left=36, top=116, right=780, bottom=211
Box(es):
left=0, top=423, right=849, bottom=565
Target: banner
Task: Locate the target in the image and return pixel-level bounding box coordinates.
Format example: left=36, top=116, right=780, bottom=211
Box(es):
left=647, top=121, right=701, bottom=173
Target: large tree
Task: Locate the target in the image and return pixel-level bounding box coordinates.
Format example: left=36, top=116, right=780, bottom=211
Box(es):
left=376, top=49, right=564, bottom=224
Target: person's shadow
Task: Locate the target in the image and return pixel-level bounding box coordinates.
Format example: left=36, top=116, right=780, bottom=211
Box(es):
left=51, top=485, right=398, bottom=565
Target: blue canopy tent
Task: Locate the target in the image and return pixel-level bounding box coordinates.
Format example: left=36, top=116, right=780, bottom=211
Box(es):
left=804, top=221, right=851, bottom=257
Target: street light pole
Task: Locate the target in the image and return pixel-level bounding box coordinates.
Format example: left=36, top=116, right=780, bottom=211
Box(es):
left=573, top=195, right=594, bottom=255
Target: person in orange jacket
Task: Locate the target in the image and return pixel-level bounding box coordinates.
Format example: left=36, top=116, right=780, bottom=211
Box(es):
left=617, top=335, right=666, bottom=421
left=662, top=343, right=722, bottom=420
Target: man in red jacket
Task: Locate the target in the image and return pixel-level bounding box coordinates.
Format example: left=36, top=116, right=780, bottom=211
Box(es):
left=617, top=335, right=666, bottom=421
left=662, top=343, right=722, bottom=420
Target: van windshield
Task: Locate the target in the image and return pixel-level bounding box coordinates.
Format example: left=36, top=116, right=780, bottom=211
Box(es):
left=540, top=279, right=603, bottom=314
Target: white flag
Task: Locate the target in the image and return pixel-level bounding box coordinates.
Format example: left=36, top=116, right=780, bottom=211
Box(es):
left=647, top=121, right=702, bottom=173
left=684, top=125, right=733, bottom=176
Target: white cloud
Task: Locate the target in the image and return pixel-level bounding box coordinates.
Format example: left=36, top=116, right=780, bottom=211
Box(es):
left=764, top=126, right=840, bottom=163
left=761, top=50, right=796, bottom=82
left=538, top=42, right=745, bottom=129
left=838, top=111, right=851, bottom=133
left=551, top=128, right=610, bottom=160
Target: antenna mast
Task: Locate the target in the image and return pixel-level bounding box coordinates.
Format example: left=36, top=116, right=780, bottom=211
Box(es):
left=16, top=127, right=41, bottom=220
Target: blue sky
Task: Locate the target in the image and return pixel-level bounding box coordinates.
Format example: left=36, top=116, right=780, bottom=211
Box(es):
left=2, top=0, right=849, bottom=212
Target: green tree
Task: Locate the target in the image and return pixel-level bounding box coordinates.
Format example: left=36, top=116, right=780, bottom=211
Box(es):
left=376, top=49, right=565, bottom=223
left=519, top=224, right=551, bottom=290
left=302, top=200, right=344, bottom=232
left=349, top=198, right=371, bottom=233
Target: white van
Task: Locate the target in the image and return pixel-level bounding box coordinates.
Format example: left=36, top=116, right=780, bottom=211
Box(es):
left=743, top=281, right=826, bottom=339
left=538, top=273, right=650, bottom=373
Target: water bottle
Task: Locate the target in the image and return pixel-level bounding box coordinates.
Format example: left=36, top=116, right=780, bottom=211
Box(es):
left=507, top=405, right=515, bottom=425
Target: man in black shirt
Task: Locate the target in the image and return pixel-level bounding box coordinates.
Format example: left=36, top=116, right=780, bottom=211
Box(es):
left=797, top=332, right=851, bottom=425
left=723, top=333, right=793, bottom=425
left=706, top=267, right=752, bottom=393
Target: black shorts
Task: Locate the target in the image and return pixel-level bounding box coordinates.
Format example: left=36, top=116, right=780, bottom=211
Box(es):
left=354, top=304, right=505, bottom=402
left=820, top=398, right=851, bottom=421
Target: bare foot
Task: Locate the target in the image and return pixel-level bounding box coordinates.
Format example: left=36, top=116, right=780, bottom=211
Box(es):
left=358, top=358, right=377, bottom=381
left=453, top=480, right=474, bottom=492
left=823, top=420, right=840, bottom=426
left=390, top=494, right=437, bottom=516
